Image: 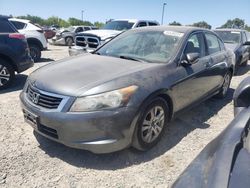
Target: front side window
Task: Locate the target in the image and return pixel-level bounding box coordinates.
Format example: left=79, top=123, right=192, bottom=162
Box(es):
left=205, top=33, right=221, bottom=54
left=97, top=30, right=184, bottom=63
left=137, top=22, right=147, bottom=27
left=75, top=27, right=84, bottom=33
left=184, top=33, right=206, bottom=57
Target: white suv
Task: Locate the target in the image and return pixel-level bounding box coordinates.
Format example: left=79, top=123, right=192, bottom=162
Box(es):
left=9, top=18, right=47, bottom=62
left=69, top=19, right=159, bottom=56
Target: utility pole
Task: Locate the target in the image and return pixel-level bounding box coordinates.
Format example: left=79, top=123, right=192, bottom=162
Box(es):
left=161, top=3, right=167, bottom=25
left=81, top=10, right=84, bottom=22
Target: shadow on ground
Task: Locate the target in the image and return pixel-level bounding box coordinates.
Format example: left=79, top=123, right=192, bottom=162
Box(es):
left=36, top=58, right=54, bottom=63
left=35, top=88, right=234, bottom=170
left=0, top=74, right=27, bottom=94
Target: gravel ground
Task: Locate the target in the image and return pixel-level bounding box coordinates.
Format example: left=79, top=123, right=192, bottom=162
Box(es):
left=0, top=44, right=250, bottom=188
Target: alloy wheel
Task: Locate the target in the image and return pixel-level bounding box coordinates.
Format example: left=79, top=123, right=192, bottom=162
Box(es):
left=0, top=65, right=10, bottom=87
left=222, top=73, right=231, bottom=95
left=141, top=106, right=165, bottom=143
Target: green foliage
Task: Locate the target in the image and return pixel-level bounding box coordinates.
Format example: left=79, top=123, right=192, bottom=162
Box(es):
left=169, top=21, right=182, bottom=26
left=192, top=21, right=211, bottom=29
left=220, top=18, right=245, bottom=29
left=14, top=15, right=96, bottom=28
left=94, top=21, right=105, bottom=28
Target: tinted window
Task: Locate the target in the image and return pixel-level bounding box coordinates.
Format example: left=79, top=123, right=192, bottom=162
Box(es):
left=205, top=33, right=221, bottom=54
left=10, top=21, right=26, bottom=30
left=184, top=33, right=206, bottom=57
left=0, top=20, right=15, bottom=33
left=75, top=27, right=84, bottom=33
left=84, top=27, right=91, bottom=31
left=102, top=21, right=134, bottom=31
left=148, top=22, right=158, bottom=26
left=137, top=22, right=147, bottom=27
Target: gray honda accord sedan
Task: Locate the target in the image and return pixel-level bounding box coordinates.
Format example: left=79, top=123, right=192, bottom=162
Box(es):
left=20, top=26, right=235, bottom=153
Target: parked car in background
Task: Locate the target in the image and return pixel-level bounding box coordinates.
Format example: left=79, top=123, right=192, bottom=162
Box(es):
left=214, top=29, right=250, bottom=73
left=172, top=76, right=250, bottom=188
left=68, top=19, right=159, bottom=56
left=49, top=25, right=98, bottom=46
left=20, top=26, right=234, bottom=153
left=9, top=18, right=48, bottom=62
left=42, top=27, right=56, bottom=39
left=0, top=16, right=33, bottom=89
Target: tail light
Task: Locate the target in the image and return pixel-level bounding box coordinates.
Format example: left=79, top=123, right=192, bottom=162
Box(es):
left=9, top=33, right=25, bottom=40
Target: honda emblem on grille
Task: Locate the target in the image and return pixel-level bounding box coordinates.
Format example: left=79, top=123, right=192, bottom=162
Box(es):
left=32, top=92, right=40, bottom=104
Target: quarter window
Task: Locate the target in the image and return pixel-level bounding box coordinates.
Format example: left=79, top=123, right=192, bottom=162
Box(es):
left=205, top=33, right=221, bottom=54
left=184, top=33, right=206, bottom=57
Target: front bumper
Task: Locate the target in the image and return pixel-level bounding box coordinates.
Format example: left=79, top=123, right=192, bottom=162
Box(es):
left=20, top=91, right=138, bottom=153
left=48, top=38, right=66, bottom=46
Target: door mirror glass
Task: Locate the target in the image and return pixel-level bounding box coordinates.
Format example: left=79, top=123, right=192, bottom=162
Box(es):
left=243, top=41, right=250, bottom=46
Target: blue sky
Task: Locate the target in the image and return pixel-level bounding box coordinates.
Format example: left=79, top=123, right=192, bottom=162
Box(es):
left=0, top=0, right=249, bottom=28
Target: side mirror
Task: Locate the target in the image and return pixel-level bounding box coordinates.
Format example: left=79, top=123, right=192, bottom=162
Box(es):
left=181, top=53, right=200, bottom=66
left=243, top=41, right=250, bottom=46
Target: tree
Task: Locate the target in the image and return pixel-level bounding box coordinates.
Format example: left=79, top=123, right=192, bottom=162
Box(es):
left=68, top=17, right=92, bottom=26
left=94, top=21, right=105, bottom=28
left=169, top=21, right=182, bottom=26
left=192, top=21, right=211, bottom=29
left=17, top=15, right=45, bottom=25
left=220, top=18, right=246, bottom=29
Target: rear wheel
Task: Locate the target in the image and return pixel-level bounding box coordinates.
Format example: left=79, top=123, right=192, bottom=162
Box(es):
left=132, top=97, right=169, bottom=151
left=0, top=59, right=15, bottom=90
left=215, top=71, right=232, bottom=98
left=29, top=44, right=41, bottom=62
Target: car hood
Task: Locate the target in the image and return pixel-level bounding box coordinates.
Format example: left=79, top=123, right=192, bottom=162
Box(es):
left=78, top=29, right=122, bottom=40
left=225, top=43, right=240, bottom=52
left=29, top=54, right=156, bottom=97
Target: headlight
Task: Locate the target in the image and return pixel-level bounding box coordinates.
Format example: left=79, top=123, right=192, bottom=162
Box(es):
left=70, top=85, right=138, bottom=112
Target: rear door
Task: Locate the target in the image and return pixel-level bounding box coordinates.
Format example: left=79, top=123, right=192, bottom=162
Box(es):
left=204, top=32, right=228, bottom=89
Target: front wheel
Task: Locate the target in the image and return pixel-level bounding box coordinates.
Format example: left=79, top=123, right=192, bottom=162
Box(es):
left=215, top=72, right=232, bottom=98
left=0, top=59, right=15, bottom=90
left=132, top=97, right=169, bottom=151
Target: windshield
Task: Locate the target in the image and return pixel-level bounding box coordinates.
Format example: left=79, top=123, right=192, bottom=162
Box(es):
left=102, top=21, right=134, bottom=31
left=215, top=31, right=241, bottom=44
left=97, top=30, right=184, bottom=63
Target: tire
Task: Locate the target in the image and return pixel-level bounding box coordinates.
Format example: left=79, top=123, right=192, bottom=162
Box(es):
left=0, top=59, right=15, bottom=90
left=215, top=71, right=232, bottom=99
left=132, top=97, right=169, bottom=151
left=65, top=37, right=73, bottom=46
left=29, top=44, right=41, bottom=62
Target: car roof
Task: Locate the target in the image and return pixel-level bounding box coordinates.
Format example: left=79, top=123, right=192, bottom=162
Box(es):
left=113, top=19, right=158, bottom=23
left=214, top=28, right=245, bottom=32
left=9, top=18, right=30, bottom=23
left=131, top=25, right=210, bottom=33
left=0, top=15, right=10, bottom=20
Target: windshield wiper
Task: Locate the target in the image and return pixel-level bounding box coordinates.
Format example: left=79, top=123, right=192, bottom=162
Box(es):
left=119, top=55, right=145, bottom=63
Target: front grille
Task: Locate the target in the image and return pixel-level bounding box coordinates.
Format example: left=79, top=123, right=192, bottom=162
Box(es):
left=75, top=35, right=100, bottom=49
left=38, top=124, right=58, bottom=139
left=27, top=86, right=62, bottom=109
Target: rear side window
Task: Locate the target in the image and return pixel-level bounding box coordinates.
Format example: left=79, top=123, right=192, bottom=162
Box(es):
left=205, top=33, right=221, bottom=54
left=10, top=21, right=26, bottom=30
left=0, top=20, right=15, bottom=33
left=84, top=27, right=91, bottom=31
left=148, top=22, right=158, bottom=26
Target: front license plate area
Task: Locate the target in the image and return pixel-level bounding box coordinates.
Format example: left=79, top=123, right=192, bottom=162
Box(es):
left=23, top=109, right=38, bottom=129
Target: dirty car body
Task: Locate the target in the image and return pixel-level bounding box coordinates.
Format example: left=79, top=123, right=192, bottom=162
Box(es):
left=20, top=26, right=234, bottom=153
left=172, top=76, right=250, bottom=188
